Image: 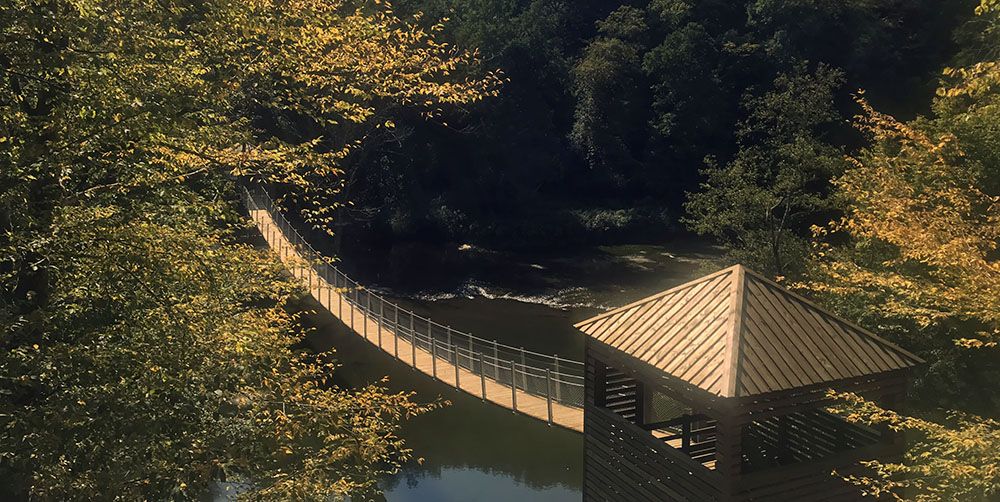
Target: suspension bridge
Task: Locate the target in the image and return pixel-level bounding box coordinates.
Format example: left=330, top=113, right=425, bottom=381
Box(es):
left=242, top=187, right=585, bottom=432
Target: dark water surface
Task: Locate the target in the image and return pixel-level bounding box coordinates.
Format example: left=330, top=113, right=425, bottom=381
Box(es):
left=302, top=240, right=719, bottom=501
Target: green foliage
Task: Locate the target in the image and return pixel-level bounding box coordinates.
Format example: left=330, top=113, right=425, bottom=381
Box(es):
left=808, top=5, right=1000, bottom=500
left=570, top=6, right=649, bottom=174
left=806, top=3, right=1000, bottom=414
left=684, top=63, right=847, bottom=276
left=0, top=0, right=496, bottom=498
left=335, top=0, right=968, bottom=251
left=831, top=392, right=1000, bottom=502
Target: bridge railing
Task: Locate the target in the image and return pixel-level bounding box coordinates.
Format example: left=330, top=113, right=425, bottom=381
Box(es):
left=242, top=186, right=585, bottom=413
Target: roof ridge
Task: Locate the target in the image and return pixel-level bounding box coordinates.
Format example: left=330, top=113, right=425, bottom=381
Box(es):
left=723, top=265, right=747, bottom=397
left=572, top=265, right=739, bottom=329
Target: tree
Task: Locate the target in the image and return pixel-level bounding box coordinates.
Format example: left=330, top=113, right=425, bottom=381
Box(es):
left=809, top=3, right=1000, bottom=499
left=570, top=5, right=651, bottom=176
left=684, top=63, right=847, bottom=277
left=0, top=0, right=498, bottom=498
left=809, top=98, right=999, bottom=350
left=830, top=392, right=1000, bottom=502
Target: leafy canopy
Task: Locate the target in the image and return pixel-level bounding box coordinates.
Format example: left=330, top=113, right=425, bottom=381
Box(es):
left=0, top=0, right=498, bottom=499
left=684, top=63, right=847, bottom=277
left=812, top=3, right=1000, bottom=500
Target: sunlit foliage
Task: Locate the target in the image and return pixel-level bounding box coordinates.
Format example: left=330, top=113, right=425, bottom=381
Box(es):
left=810, top=98, right=1000, bottom=348
left=807, top=0, right=1000, bottom=350
left=830, top=392, right=1000, bottom=502
left=0, top=0, right=498, bottom=499
left=809, top=3, right=1000, bottom=500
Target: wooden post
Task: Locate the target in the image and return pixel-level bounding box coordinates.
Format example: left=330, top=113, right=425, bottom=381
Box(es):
left=431, top=339, right=437, bottom=380
left=714, top=416, right=743, bottom=497
left=681, top=418, right=692, bottom=453
left=546, top=368, right=553, bottom=426
left=479, top=353, right=487, bottom=401
left=510, top=359, right=518, bottom=413
left=778, top=414, right=790, bottom=463
left=593, top=358, right=608, bottom=407
left=634, top=381, right=645, bottom=427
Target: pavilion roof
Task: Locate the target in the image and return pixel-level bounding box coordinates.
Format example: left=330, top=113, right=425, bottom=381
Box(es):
left=575, top=265, right=922, bottom=398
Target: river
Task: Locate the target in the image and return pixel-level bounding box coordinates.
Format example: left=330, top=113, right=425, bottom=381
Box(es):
left=303, top=240, right=720, bottom=501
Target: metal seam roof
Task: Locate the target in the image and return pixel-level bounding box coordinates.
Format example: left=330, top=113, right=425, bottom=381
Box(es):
left=575, top=264, right=923, bottom=398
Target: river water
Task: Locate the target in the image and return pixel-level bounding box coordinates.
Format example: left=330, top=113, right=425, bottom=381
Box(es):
left=303, top=240, right=720, bottom=501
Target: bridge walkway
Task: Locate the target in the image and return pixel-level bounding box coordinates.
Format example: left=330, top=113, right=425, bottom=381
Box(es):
left=244, top=188, right=584, bottom=432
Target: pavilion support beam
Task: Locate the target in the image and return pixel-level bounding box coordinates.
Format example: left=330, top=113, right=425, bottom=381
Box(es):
left=777, top=414, right=791, bottom=463
left=714, top=416, right=743, bottom=501
left=587, top=351, right=608, bottom=408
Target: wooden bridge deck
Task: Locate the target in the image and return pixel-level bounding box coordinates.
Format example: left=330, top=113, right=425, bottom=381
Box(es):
left=249, top=208, right=584, bottom=433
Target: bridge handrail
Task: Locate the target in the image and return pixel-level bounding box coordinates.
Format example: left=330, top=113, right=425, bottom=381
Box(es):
left=242, top=186, right=586, bottom=412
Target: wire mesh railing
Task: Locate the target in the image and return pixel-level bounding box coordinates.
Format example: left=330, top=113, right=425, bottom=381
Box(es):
left=242, top=186, right=585, bottom=419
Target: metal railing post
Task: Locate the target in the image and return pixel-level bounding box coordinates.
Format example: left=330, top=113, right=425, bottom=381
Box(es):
left=431, top=339, right=438, bottom=380
left=393, top=306, right=399, bottom=359
left=326, top=273, right=332, bottom=310
left=446, top=326, right=452, bottom=364
left=546, top=368, right=553, bottom=426
left=519, top=347, right=526, bottom=390
left=453, top=345, right=460, bottom=390
left=479, top=353, right=487, bottom=401
left=510, top=359, right=518, bottom=413
left=364, top=291, right=369, bottom=340
left=377, top=298, right=383, bottom=349
left=493, top=340, right=499, bottom=380
left=554, top=355, right=562, bottom=403
left=410, top=314, right=416, bottom=368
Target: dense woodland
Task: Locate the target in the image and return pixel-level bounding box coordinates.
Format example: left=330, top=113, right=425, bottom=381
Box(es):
left=330, top=0, right=971, bottom=252
left=1, top=0, right=998, bottom=500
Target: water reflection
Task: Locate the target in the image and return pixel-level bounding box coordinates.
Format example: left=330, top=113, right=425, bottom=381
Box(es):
left=296, top=240, right=716, bottom=500
left=383, top=468, right=579, bottom=502
left=304, top=306, right=583, bottom=502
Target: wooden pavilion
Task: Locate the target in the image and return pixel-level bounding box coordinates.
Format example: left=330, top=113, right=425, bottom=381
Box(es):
left=576, top=264, right=923, bottom=501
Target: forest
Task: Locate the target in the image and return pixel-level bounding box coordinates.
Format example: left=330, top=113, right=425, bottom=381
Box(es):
left=337, top=0, right=969, bottom=253
left=1, top=0, right=998, bottom=500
